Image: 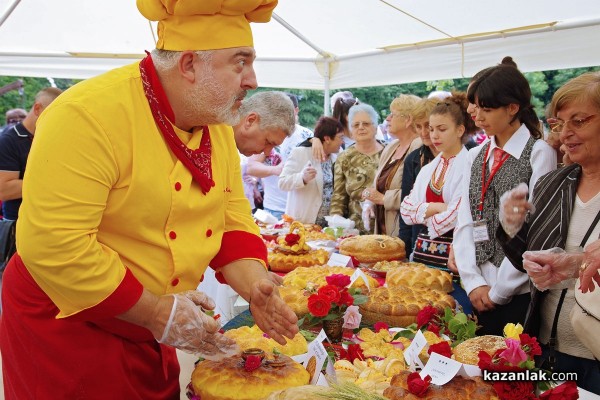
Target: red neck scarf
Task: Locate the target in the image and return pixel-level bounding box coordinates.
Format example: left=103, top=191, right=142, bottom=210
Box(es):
left=139, top=52, right=214, bottom=194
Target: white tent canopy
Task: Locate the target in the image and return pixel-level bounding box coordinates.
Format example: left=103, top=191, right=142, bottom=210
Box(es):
left=1, top=0, right=600, bottom=97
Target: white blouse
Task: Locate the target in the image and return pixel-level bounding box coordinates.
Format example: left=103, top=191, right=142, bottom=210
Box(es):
left=400, top=147, right=469, bottom=239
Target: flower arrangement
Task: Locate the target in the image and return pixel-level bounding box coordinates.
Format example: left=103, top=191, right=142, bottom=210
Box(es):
left=478, top=323, right=579, bottom=400
left=298, top=274, right=368, bottom=328
left=393, top=305, right=478, bottom=346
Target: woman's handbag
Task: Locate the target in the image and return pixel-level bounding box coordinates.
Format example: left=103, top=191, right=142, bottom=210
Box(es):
left=571, top=283, right=600, bottom=359
left=0, top=218, right=17, bottom=272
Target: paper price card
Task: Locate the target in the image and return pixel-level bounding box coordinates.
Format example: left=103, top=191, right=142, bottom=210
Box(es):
left=403, top=329, right=427, bottom=369
left=304, top=333, right=329, bottom=385
left=325, top=355, right=336, bottom=383
left=419, top=352, right=462, bottom=385
left=349, top=268, right=371, bottom=290
left=327, top=253, right=353, bottom=268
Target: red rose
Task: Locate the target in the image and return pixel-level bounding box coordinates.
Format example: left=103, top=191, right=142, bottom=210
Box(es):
left=350, top=256, right=360, bottom=268
left=373, top=321, right=389, bottom=333
left=340, top=343, right=365, bottom=363
left=478, top=350, right=494, bottom=370
left=416, top=305, right=439, bottom=328
left=427, top=323, right=441, bottom=337
left=407, top=372, right=431, bottom=397
left=318, top=285, right=341, bottom=303
left=307, top=294, right=332, bottom=317
left=325, top=274, right=351, bottom=288
left=244, top=355, right=262, bottom=372
left=284, top=233, right=300, bottom=245
left=539, top=381, right=578, bottom=400
left=492, top=381, right=536, bottom=400
left=428, top=341, right=452, bottom=359
left=519, top=333, right=542, bottom=357
left=337, top=288, right=354, bottom=307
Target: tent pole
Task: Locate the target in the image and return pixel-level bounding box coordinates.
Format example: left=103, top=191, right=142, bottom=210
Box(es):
left=324, top=59, right=331, bottom=116
left=0, top=0, right=21, bottom=28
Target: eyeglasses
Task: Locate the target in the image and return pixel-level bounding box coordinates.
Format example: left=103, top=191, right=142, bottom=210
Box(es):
left=351, top=121, right=373, bottom=129
left=547, top=114, right=597, bottom=134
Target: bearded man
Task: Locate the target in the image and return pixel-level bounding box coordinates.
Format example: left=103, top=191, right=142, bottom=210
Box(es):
left=0, top=1, right=298, bottom=399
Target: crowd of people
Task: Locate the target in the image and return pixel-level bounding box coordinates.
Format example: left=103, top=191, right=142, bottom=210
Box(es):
left=0, top=0, right=598, bottom=398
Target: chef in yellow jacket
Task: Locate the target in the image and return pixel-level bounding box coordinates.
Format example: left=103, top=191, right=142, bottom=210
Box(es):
left=0, top=1, right=299, bottom=399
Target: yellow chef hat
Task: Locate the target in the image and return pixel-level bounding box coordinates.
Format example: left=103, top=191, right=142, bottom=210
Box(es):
left=137, top=0, right=278, bottom=51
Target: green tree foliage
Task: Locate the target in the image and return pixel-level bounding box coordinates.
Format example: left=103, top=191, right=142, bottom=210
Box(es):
left=2, top=66, right=598, bottom=129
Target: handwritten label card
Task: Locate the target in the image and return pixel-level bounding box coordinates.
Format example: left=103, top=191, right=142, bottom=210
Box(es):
left=327, top=253, right=353, bottom=268
left=325, top=355, right=336, bottom=383
left=403, top=329, right=426, bottom=369
left=420, top=352, right=463, bottom=385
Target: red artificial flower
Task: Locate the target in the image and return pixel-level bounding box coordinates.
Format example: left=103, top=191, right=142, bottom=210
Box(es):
left=478, top=349, right=525, bottom=373
left=318, top=285, right=341, bottom=303
left=492, top=381, right=536, bottom=400
left=244, top=355, right=262, bottom=372
left=477, top=351, right=494, bottom=370
left=407, top=372, right=431, bottom=397
left=428, top=341, right=453, bottom=359
left=416, top=305, right=439, bottom=328
left=340, top=343, right=365, bottom=363
left=538, top=381, right=579, bottom=400
left=519, top=333, right=542, bottom=357
left=307, top=294, right=332, bottom=317
left=373, top=321, right=389, bottom=333
left=325, top=274, right=351, bottom=288
left=284, top=233, right=300, bottom=245
left=337, top=288, right=354, bottom=307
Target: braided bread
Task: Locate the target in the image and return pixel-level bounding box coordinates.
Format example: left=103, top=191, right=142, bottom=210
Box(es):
left=385, top=262, right=453, bottom=293
left=359, top=286, right=455, bottom=327
left=339, top=235, right=406, bottom=264
left=268, top=221, right=330, bottom=273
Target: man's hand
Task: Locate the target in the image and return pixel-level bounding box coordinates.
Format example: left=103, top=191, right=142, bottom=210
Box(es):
left=469, top=285, right=495, bottom=313
left=155, top=291, right=239, bottom=358
left=250, top=279, right=299, bottom=345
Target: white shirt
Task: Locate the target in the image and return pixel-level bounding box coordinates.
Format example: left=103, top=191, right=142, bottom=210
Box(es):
left=454, top=124, right=557, bottom=305
left=401, top=147, right=469, bottom=238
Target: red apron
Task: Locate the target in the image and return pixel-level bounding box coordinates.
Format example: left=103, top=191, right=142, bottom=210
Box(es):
left=0, top=255, right=180, bottom=399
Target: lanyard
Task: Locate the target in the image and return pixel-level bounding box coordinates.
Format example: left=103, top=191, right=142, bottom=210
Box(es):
left=478, top=144, right=510, bottom=214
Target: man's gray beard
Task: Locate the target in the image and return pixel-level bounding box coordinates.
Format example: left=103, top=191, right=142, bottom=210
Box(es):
left=183, top=73, right=243, bottom=127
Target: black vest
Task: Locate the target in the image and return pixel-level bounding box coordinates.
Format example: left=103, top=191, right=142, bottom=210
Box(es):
left=469, top=137, right=536, bottom=266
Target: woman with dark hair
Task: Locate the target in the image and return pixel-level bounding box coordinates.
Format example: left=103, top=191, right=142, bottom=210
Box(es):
left=453, top=62, right=556, bottom=334
left=279, top=116, right=344, bottom=226
left=312, top=97, right=359, bottom=162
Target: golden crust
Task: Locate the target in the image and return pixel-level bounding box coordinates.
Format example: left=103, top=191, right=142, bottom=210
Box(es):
left=359, top=286, right=455, bottom=327
left=192, top=354, right=310, bottom=400
left=282, top=266, right=379, bottom=291
left=268, top=248, right=330, bottom=273
left=339, top=235, right=406, bottom=264
left=278, top=285, right=310, bottom=317
left=453, top=335, right=507, bottom=365
left=384, top=370, right=499, bottom=400
left=385, top=263, right=453, bottom=293
left=223, top=325, right=308, bottom=357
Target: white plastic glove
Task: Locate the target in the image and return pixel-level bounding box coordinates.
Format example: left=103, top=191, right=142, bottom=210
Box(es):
left=522, top=247, right=582, bottom=291
left=301, top=161, right=317, bottom=184
left=499, top=182, right=535, bottom=238
left=361, top=200, right=375, bottom=231
left=158, top=290, right=240, bottom=359
left=579, top=239, right=600, bottom=293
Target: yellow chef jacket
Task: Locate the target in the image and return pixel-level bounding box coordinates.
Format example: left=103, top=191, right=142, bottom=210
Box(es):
left=17, top=62, right=265, bottom=319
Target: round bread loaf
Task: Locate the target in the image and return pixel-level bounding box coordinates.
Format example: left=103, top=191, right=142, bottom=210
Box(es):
left=192, top=354, right=310, bottom=400
left=268, top=249, right=330, bottom=273
left=386, top=262, right=453, bottom=293
left=384, top=370, right=498, bottom=399
left=339, top=235, right=406, bottom=264
left=282, top=266, right=379, bottom=290
left=453, top=335, right=507, bottom=365
left=359, top=286, right=455, bottom=327
left=224, top=325, right=308, bottom=356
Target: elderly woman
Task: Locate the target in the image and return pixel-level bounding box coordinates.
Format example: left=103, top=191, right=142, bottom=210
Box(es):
left=330, top=103, right=384, bottom=234
left=278, top=116, right=344, bottom=226
left=498, top=71, right=600, bottom=394
left=362, top=95, right=422, bottom=237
